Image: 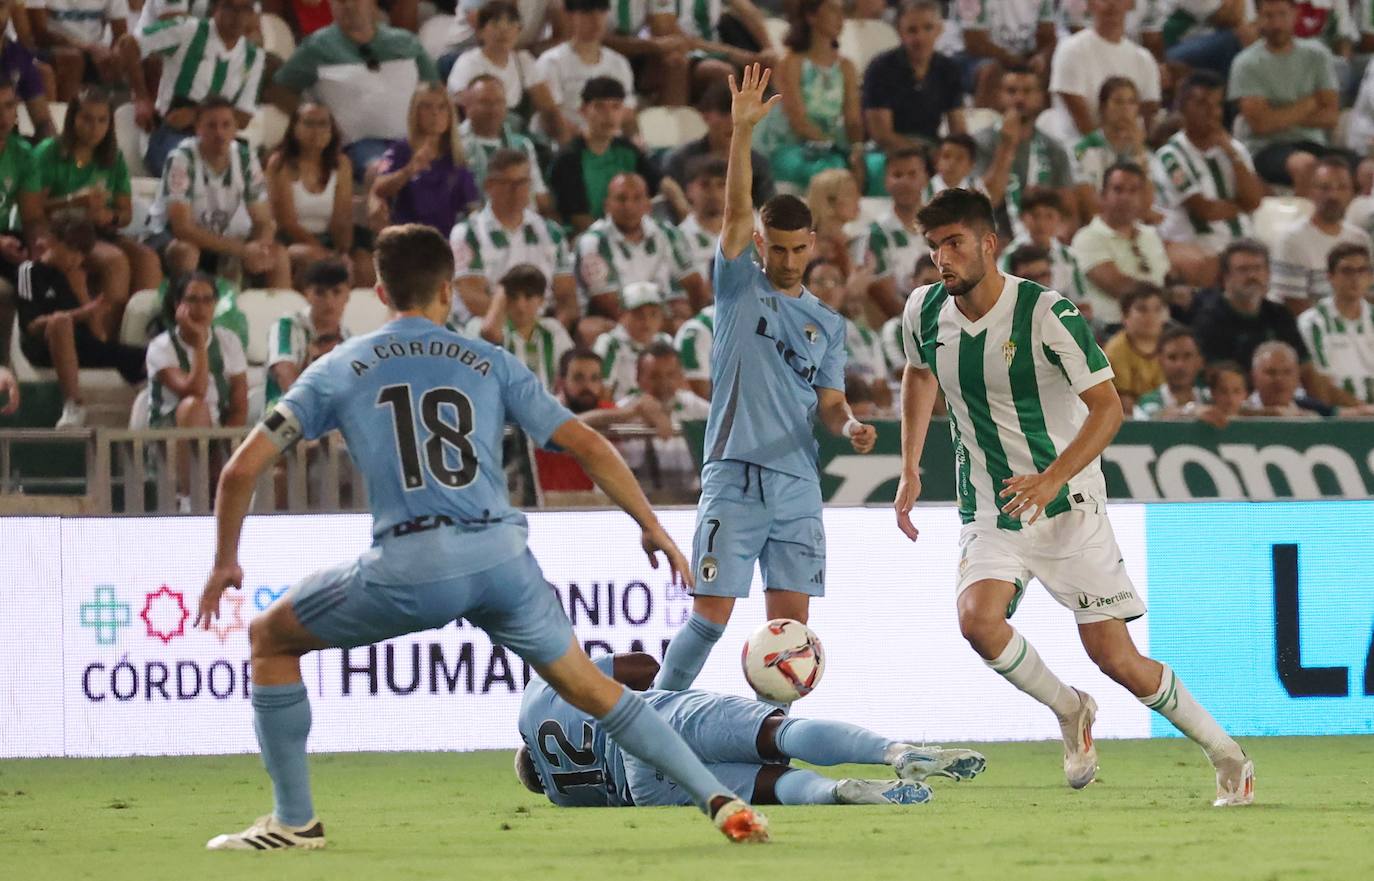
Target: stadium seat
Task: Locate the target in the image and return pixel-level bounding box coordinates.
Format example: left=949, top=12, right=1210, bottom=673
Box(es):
left=1252, top=196, right=1314, bottom=250
left=120, top=289, right=161, bottom=346
left=762, top=17, right=788, bottom=49
left=114, top=103, right=149, bottom=178
left=419, top=14, right=458, bottom=62
left=258, top=13, right=296, bottom=58
left=838, top=20, right=899, bottom=74
left=237, top=288, right=309, bottom=365
left=8, top=315, right=139, bottom=426
left=128, top=386, right=150, bottom=429
left=243, top=105, right=290, bottom=153
left=342, top=287, right=391, bottom=336
left=637, top=106, right=707, bottom=150
left=19, top=102, right=67, bottom=138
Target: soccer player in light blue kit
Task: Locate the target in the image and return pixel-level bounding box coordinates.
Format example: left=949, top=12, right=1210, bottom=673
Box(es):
left=517, top=653, right=986, bottom=808
left=194, top=225, right=770, bottom=850
left=655, top=64, right=878, bottom=693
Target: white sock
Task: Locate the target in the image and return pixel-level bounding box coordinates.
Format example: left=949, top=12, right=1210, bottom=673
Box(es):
left=1141, top=664, right=1240, bottom=764
left=985, top=630, right=1081, bottom=720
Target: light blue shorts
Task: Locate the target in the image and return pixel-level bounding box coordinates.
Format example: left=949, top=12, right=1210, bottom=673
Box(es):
left=692, top=460, right=826, bottom=598
left=622, top=689, right=783, bottom=807
left=286, top=548, right=574, bottom=667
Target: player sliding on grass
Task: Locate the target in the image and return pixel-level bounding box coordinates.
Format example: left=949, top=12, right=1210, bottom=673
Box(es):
left=195, top=224, right=771, bottom=850
left=517, top=653, right=986, bottom=808
left=893, top=188, right=1254, bottom=806
left=655, top=63, right=877, bottom=696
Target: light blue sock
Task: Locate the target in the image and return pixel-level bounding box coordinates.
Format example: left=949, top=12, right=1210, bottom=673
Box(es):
left=598, top=687, right=730, bottom=812
left=654, top=612, right=726, bottom=690
left=773, top=769, right=838, bottom=805
left=252, top=682, right=315, bottom=827
left=774, top=718, right=891, bottom=766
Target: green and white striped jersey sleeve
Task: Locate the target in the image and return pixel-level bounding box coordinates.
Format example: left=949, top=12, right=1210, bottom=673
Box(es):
left=662, top=222, right=696, bottom=285
left=1041, top=297, right=1114, bottom=394
left=576, top=230, right=620, bottom=299
left=547, top=221, right=574, bottom=277
left=674, top=313, right=714, bottom=381
left=137, top=16, right=196, bottom=57
left=449, top=221, right=484, bottom=278
left=266, top=315, right=306, bottom=369
left=900, top=283, right=944, bottom=369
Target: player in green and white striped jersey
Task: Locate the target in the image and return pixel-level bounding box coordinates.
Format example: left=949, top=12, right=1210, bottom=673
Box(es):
left=896, top=188, right=1253, bottom=807
left=264, top=259, right=351, bottom=408
left=674, top=303, right=715, bottom=398
left=119, top=0, right=265, bottom=174
left=1298, top=242, right=1374, bottom=405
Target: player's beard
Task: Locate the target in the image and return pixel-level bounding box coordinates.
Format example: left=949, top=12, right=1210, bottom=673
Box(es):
left=943, top=253, right=986, bottom=297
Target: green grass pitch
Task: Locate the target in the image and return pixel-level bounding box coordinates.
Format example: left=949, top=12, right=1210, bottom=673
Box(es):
left=3, top=736, right=1372, bottom=881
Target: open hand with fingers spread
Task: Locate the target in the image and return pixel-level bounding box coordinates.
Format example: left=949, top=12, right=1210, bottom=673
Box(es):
left=730, top=62, right=781, bottom=129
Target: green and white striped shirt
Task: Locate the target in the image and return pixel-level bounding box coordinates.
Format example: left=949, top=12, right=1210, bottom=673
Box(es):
left=997, top=232, right=1089, bottom=304
left=575, top=215, right=697, bottom=309
left=264, top=309, right=350, bottom=407
left=459, top=120, right=548, bottom=197
left=610, top=0, right=676, bottom=35
left=676, top=0, right=722, bottom=41
left=594, top=324, right=673, bottom=400
left=463, top=315, right=573, bottom=393
left=845, top=318, right=887, bottom=382
left=675, top=213, right=717, bottom=284
left=674, top=304, right=715, bottom=383
left=138, top=17, right=265, bottom=117
left=902, top=274, right=1115, bottom=528
left=449, top=204, right=573, bottom=315
left=1297, top=298, right=1374, bottom=404
left=1151, top=130, right=1254, bottom=250
left=149, top=137, right=265, bottom=239
left=858, top=209, right=929, bottom=294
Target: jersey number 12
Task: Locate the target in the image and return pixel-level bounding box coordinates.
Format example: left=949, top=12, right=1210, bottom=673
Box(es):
left=377, top=384, right=478, bottom=490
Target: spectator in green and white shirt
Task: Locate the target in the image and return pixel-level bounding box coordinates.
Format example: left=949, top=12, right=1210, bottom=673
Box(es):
left=1133, top=325, right=1215, bottom=421
left=469, top=263, right=573, bottom=393
left=574, top=171, right=704, bottom=333
left=31, top=0, right=127, bottom=106
left=117, top=0, right=265, bottom=177
left=592, top=279, right=672, bottom=400
left=264, top=257, right=350, bottom=407
left=1070, top=76, right=1153, bottom=222
left=673, top=302, right=714, bottom=399
left=1298, top=241, right=1374, bottom=405
left=458, top=72, right=550, bottom=215
left=272, top=0, right=438, bottom=176
left=145, top=270, right=248, bottom=428
left=996, top=187, right=1089, bottom=305
left=449, top=147, right=576, bottom=328
left=854, top=145, right=930, bottom=318
left=600, top=0, right=691, bottom=107
left=674, top=154, right=724, bottom=295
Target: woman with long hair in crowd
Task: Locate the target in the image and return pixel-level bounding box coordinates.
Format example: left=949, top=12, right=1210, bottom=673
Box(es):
left=267, top=101, right=373, bottom=286
left=370, top=82, right=480, bottom=235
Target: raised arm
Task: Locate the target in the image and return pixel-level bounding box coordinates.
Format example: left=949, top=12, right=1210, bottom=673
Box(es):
left=722, top=63, right=779, bottom=260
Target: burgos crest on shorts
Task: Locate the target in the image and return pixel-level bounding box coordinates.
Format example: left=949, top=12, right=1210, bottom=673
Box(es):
left=804, top=323, right=819, bottom=343
left=1002, top=339, right=1016, bottom=365
left=700, top=556, right=719, bottom=582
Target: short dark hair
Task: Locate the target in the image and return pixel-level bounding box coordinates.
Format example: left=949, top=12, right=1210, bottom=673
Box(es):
left=1177, top=69, right=1225, bottom=105
left=1001, top=62, right=1036, bottom=80
left=300, top=257, right=350, bottom=291
left=938, top=133, right=977, bottom=162
left=1102, top=160, right=1147, bottom=192
left=1018, top=186, right=1063, bottom=216
left=1327, top=241, right=1370, bottom=274
left=1315, top=154, right=1354, bottom=177
left=696, top=80, right=731, bottom=115
left=501, top=263, right=548, bottom=299
left=477, top=0, right=520, bottom=28
left=917, top=188, right=996, bottom=235
left=1121, top=283, right=1165, bottom=316
left=1097, top=76, right=1138, bottom=112
left=684, top=155, right=727, bottom=185
left=197, top=94, right=237, bottom=120
left=1206, top=360, right=1248, bottom=390
left=48, top=210, right=95, bottom=254
left=1220, top=238, right=1269, bottom=277
left=1159, top=324, right=1199, bottom=351
left=563, top=0, right=609, bottom=11
left=487, top=147, right=531, bottom=177
left=559, top=346, right=601, bottom=378
left=761, top=194, right=813, bottom=232
left=162, top=271, right=217, bottom=327
left=638, top=340, right=679, bottom=368
left=896, top=0, right=942, bottom=21
left=886, top=144, right=931, bottom=177
left=375, top=224, right=454, bottom=311
left=1007, top=243, right=1050, bottom=275
left=582, top=76, right=626, bottom=104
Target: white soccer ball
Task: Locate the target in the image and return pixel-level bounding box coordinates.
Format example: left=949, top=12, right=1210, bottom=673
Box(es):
left=741, top=618, right=826, bottom=704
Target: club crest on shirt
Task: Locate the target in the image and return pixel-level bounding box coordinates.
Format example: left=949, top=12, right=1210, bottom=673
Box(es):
left=1002, top=339, right=1016, bottom=365
left=804, top=323, right=819, bottom=343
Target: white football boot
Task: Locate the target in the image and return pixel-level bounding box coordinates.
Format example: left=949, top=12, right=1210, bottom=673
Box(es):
left=1212, top=753, right=1255, bottom=807
left=206, top=815, right=327, bottom=851
left=888, top=744, right=987, bottom=782
left=1060, top=688, right=1098, bottom=790
left=834, top=779, right=934, bottom=805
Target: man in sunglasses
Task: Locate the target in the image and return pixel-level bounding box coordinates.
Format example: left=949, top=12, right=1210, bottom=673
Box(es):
left=1070, top=160, right=1168, bottom=333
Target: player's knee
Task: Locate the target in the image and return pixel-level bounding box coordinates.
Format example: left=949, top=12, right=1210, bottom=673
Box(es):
left=46, top=311, right=74, bottom=337
left=175, top=395, right=212, bottom=427
left=956, top=592, right=1005, bottom=649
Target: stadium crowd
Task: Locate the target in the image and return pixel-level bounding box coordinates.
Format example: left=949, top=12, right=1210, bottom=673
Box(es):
left=2, top=0, right=1374, bottom=500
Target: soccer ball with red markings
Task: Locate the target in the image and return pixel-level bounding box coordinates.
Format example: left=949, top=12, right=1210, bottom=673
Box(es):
left=741, top=618, right=825, bottom=704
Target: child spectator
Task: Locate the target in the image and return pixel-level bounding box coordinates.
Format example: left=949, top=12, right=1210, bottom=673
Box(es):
left=267, top=102, right=372, bottom=288
left=549, top=77, right=658, bottom=234
left=592, top=280, right=672, bottom=400
left=856, top=146, right=930, bottom=318
left=12, top=211, right=144, bottom=428
left=1206, top=359, right=1250, bottom=425
left=1104, top=284, right=1169, bottom=412
left=806, top=168, right=862, bottom=275
left=445, top=1, right=561, bottom=140
left=1134, top=325, right=1211, bottom=421
left=997, top=187, right=1088, bottom=303
left=472, top=263, right=574, bottom=394
left=805, top=257, right=890, bottom=410
left=264, top=257, right=350, bottom=407
left=22, top=87, right=162, bottom=333
left=925, top=133, right=989, bottom=201
left=146, top=270, right=247, bottom=428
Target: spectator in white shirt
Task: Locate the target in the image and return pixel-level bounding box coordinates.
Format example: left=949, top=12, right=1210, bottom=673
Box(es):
left=1070, top=160, right=1169, bottom=329
left=954, top=0, right=1056, bottom=109
left=33, top=0, right=127, bottom=102
left=1271, top=155, right=1371, bottom=315
left=534, top=0, right=636, bottom=142
left=446, top=1, right=562, bottom=141
left=1047, top=0, right=1162, bottom=147
left=1297, top=241, right=1374, bottom=405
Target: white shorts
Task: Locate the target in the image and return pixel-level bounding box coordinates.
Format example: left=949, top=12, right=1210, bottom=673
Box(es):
left=956, top=510, right=1146, bottom=624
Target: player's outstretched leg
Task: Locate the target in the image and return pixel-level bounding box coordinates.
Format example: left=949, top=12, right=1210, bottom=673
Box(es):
left=961, top=581, right=1094, bottom=788
left=207, top=602, right=330, bottom=851
left=655, top=599, right=731, bottom=691
left=774, top=769, right=934, bottom=806
left=1079, top=621, right=1253, bottom=807
left=770, top=717, right=986, bottom=782
left=540, top=642, right=770, bottom=842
